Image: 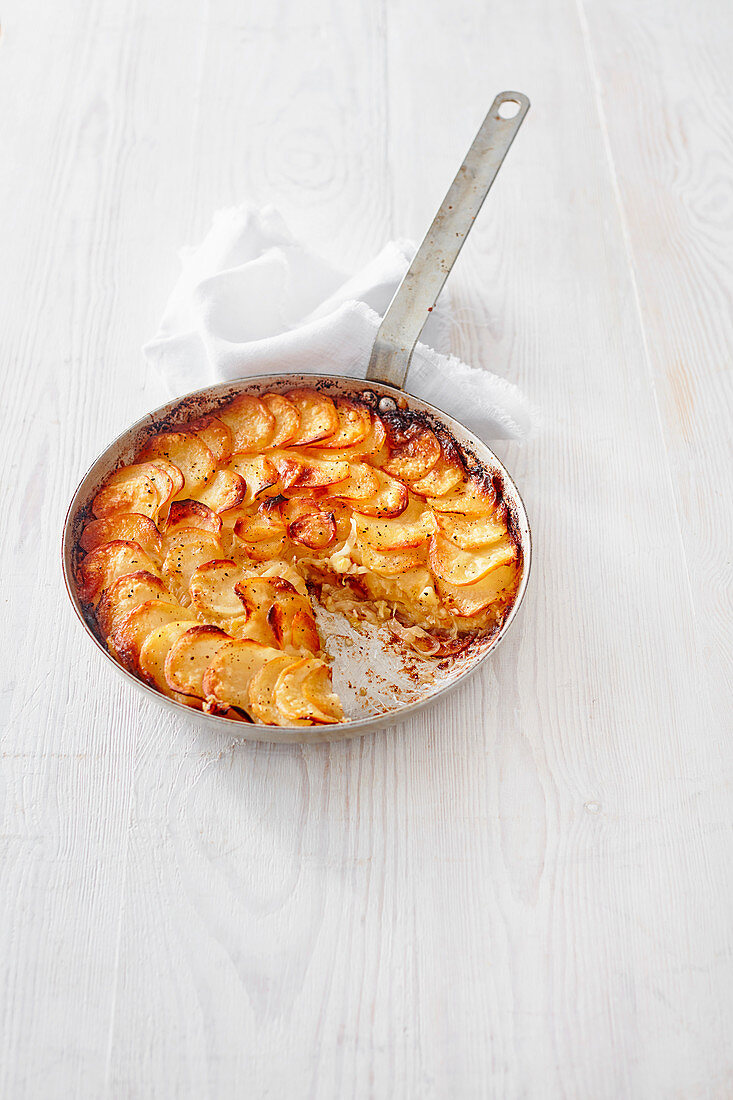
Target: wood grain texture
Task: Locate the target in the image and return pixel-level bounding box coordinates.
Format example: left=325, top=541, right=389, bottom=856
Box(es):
left=0, top=0, right=731, bottom=1097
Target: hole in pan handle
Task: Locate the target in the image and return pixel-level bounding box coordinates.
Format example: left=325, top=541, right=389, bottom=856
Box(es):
left=366, top=90, right=530, bottom=391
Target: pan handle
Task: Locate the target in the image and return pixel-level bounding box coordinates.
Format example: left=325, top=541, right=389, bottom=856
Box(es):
left=366, top=91, right=530, bottom=390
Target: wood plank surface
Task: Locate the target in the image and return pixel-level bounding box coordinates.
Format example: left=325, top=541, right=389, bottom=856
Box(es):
left=0, top=0, right=730, bottom=1097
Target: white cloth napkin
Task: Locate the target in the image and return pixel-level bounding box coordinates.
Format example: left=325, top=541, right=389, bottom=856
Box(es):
left=144, top=203, right=533, bottom=441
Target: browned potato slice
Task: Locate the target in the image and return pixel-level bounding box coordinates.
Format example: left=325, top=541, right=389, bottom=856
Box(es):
left=274, top=658, right=342, bottom=724
left=435, top=508, right=507, bottom=550
left=329, top=462, right=379, bottom=501
left=92, top=463, right=172, bottom=521
left=165, top=625, right=232, bottom=698
left=306, top=411, right=386, bottom=462
left=316, top=397, right=371, bottom=449
left=262, top=392, right=300, bottom=446
left=228, top=455, right=279, bottom=504
left=409, top=460, right=464, bottom=498
left=188, top=415, right=233, bottom=464
left=353, top=498, right=436, bottom=551
left=139, top=432, right=216, bottom=498
left=436, top=562, right=520, bottom=617
left=139, top=620, right=203, bottom=705
left=284, top=503, right=337, bottom=550
left=428, top=533, right=517, bottom=586
left=233, top=507, right=286, bottom=544
left=302, top=662, right=344, bottom=721
left=349, top=467, right=408, bottom=518
left=78, top=540, right=160, bottom=606
left=195, top=469, right=246, bottom=513
left=189, top=559, right=247, bottom=618
left=162, top=533, right=223, bottom=605
left=110, top=601, right=194, bottom=672
left=218, top=394, right=275, bottom=451
left=96, top=571, right=171, bottom=638
left=202, top=640, right=283, bottom=713
left=234, top=576, right=293, bottom=614
left=166, top=499, right=222, bottom=536
left=79, top=513, right=163, bottom=559
left=382, top=418, right=441, bottom=481
left=145, top=457, right=185, bottom=500
left=271, top=451, right=350, bottom=490
left=267, top=592, right=320, bottom=653
left=425, top=477, right=495, bottom=515
left=247, top=654, right=302, bottom=725
left=358, top=541, right=425, bottom=576
left=285, top=388, right=338, bottom=444
left=316, top=499, right=353, bottom=543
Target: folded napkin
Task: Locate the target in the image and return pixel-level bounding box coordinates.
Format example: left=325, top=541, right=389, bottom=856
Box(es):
left=144, top=203, right=533, bottom=441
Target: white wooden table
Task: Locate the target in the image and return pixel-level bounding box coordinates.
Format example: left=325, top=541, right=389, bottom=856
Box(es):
left=1, top=1, right=731, bottom=1096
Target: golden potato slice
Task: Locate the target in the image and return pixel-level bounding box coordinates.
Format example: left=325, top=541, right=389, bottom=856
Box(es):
left=233, top=507, right=286, bottom=544
left=234, top=576, right=295, bottom=614
left=194, top=469, right=246, bottom=513
left=79, top=513, right=163, bottom=560
left=251, top=564, right=310, bottom=600
left=218, top=394, right=275, bottom=451
left=78, top=540, right=160, bottom=606
left=425, top=477, right=496, bottom=515
left=353, top=497, right=436, bottom=551
left=188, top=415, right=233, bottom=464
left=145, top=457, right=185, bottom=500
left=409, top=460, right=464, bottom=498
left=189, top=559, right=247, bottom=618
left=274, top=658, right=342, bottom=724
left=316, top=499, right=353, bottom=543
left=271, top=451, right=350, bottom=490
left=435, top=508, right=507, bottom=550
left=234, top=532, right=290, bottom=563
left=110, top=601, right=194, bottom=672
left=164, top=624, right=232, bottom=698
left=358, top=541, right=425, bottom=576
left=202, top=640, right=283, bottom=713
left=428, top=533, right=517, bottom=586
left=317, top=397, right=371, bottom=449
left=436, top=562, right=520, bottom=617
left=139, top=620, right=203, bottom=705
left=302, top=661, right=344, bottom=721
left=285, top=388, right=338, bottom=444
left=267, top=592, right=320, bottom=653
left=348, top=467, right=408, bottom=518
left=96, top=571, right=171, bottom=638
left=166, top=499, right=222, bottom=536
left=286, top=506, right=337, bottom=550
left=382, top=418, right=441, bottom=481
left=262, top=392, right=300, bottom=446
left=228, top=454, right=279, bottom=504
left=306, top=412, right=386, bottom=462
left=92, top=463, right=172, bottom=521
left=328, top=462, right=379, bottom=501
left=247, top=654, right=302, bottom=725
left=139, top=432, right=216, bottom=499
left=162, top=533, right=223, bottom=605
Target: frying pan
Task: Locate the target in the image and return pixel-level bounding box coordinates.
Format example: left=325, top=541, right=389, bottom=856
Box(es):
left=62, top=91, right=532, bottom=743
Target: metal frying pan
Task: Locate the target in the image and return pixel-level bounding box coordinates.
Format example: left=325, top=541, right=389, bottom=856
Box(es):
left=62, top=91, right=531, bottom=743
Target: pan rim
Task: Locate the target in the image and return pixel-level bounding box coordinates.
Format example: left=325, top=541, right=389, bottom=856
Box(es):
left=61, top=373, right=531, bottom=742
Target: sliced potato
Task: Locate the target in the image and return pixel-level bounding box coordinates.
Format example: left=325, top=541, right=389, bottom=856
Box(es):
left=266, top=592, right=320, bottom=653
left=409, top=460, right=464, bottom=498
left=353, top=497, right=436, bottom=551
left=202, top=640, right=282, bottom=713
left=328, top=462, right=378, bottom=502
left=428, top=533, right=517, bottom=586
left=436, top=562, right=520, bottom=617
left=234, top=533, right=290, bottom=563
left=348, top=467, right=408, bottom=518
left=306, top=412, right=386, bottom=462
left=228, top=454, right=279, bottom=504
left=285, top=388, right=338, bottom=445
left=92, top=463, right=172, bottom=521
left=425, top=477, right=496, bottom=515
left=78, top=540, right=160, bottom=606
left=145, top=457, right=185, bottom=500
left=316, top=397, right=371, bottom=449
left=166, top=499, right=222, bottom=536
left=382, top=418, right=441, bottom=481
left=261, top=392, right=300, bottom=446
left=139, top=620, right=203, bottom=704
left=165, top=624, right=232, bottom=698
left=110, top=601, right=194, bottom=672
left=435, top=508, right=507, bottom=550
left=195, top=469, right=246, bottom=513
left=274, top=658, right=342, bottom=724
left=139, top=432, right=216, bottom=499
left=286, top=507, right=337, bottom=550
left=248, top=654, right=301, bottom=725
left=233, top=507, right=286, bottom=544
left=162, top=533, right=223, bottom=605
left=188, top=415, right=233, bottom=464
left=270, top=451, right=350, bottom=490
left=96, top=571, right=171, bottom=638
left=79, top=513, right=163, bottom=560
left=189, top=559, right=247, bottom=618
left=301, top=661, right=344, bottom=721
left=357, top=541, right=425, bottom=576
left=218, top=394, right=275, bottom=451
